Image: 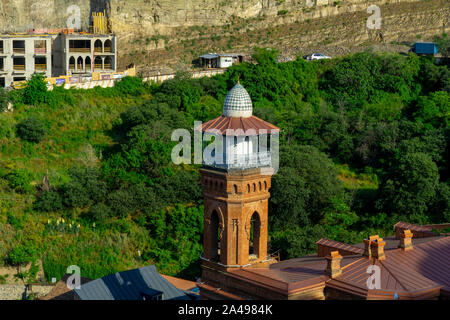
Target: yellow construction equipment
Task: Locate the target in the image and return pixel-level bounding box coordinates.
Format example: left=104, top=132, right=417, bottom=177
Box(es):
left=92, top=11, right=109, bottom=34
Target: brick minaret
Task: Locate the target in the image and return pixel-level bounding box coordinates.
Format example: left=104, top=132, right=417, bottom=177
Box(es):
left=197, top=83, right=279, bottom=291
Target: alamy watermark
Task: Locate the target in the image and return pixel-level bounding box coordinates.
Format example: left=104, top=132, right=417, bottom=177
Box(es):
left=366, top=265, right=381, bottom=289
left=66, top=5, right=81, bottom=30
left=367, top=5, right=381, bottom=30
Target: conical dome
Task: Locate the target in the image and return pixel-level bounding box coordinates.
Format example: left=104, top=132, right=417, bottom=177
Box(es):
left=223, top=83, right=253, bottom=118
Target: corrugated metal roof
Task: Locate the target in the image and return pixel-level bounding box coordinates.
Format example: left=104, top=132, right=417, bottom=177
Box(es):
left=74, top=265, right=191, bottom=300
left=199, top=53, right=219, bottom=59
left=395, top=221, right=436, bottom=238
left=316, top=238, right=364, bottom=256
left=198, top=115, right=280, bottom=135
left=327, top=236, right=450, bottom=299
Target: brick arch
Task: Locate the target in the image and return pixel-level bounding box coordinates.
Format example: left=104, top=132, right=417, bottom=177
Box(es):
left=246, top=211, right=262, bottom=258
left=244, top=210, right=262, bottom=241
left=204, top=204, right=226, bottom=261
left=205, top=204, right=225, bottom=238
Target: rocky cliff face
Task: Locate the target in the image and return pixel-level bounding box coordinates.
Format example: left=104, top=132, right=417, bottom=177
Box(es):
left=0, top=0, right=435, bottom=34
left=0, top=0, right=447, bottom=69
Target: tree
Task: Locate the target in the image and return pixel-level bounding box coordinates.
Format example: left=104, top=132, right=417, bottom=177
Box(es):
left=433, top=33, right=450, bottom=58
left=23, top=73, right=49, bottom=105
left=377, top=152, right=439, bottom=220
left=270, top=145, right=343, bottom=228
left=270, top=225, right=326, bottom=260
left=413, top=91, right=450, bottom=128
left=16, top=116, right=47, bottom=143
left=252, top=47, right=279, bottom=65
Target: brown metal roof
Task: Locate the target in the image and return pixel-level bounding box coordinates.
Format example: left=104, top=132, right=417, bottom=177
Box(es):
left=352, top=235, right=443, bottom=251
left=316, top=238, right=364, bottom=256
left=161, top=275, right=197, bottom=292
left=394, top=221, right=435, bottom=238
left=197, top=115, right=280, bottom=135
left=228, top=255, right=360, bottom=294
left=327, top=236, right=450, bottom=299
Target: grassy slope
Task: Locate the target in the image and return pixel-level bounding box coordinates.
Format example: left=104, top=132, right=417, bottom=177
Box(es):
left=0, top=88, right=151, bottom=282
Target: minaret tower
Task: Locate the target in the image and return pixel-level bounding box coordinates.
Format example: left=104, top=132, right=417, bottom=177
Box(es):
left=197, top=83, right=280, bottom=276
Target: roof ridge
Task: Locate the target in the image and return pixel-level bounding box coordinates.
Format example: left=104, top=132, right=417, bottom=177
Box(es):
left=316, top=238, right=364, bottom=253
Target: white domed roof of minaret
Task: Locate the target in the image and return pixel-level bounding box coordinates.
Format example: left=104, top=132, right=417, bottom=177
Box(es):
left=223, top=83, right=253, bottom=118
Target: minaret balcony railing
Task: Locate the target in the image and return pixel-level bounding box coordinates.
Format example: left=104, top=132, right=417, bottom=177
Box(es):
left=205, top=151, right=272, bottom=169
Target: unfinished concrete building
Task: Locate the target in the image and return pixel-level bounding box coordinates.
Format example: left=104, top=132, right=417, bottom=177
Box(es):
left=0, top=32, right=117, bottom=88
left=53, top=34, right=116, bottom=77
left=0, top=35, right=52, bottom=88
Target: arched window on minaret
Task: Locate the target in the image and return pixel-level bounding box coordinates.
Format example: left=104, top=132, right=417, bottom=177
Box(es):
left=249, top=212, right=261, bottom=259
left=210, top=210, right=221, bottom=261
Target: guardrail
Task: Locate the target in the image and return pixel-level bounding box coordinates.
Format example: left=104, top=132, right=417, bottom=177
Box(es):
left=35, top=64, right=47, bottom=70
left=69, top=48, right=91, bottom=53
left=205, top=152, right=272, bottom=169
left=142, top=68, right=226, bottom=83
left=13, top=65, right=25, bottom=71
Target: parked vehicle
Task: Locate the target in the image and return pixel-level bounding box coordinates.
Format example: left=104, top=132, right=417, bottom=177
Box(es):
left=303, top=53, right=331, bottom=61
left=409, top=42, right=438, bottom=56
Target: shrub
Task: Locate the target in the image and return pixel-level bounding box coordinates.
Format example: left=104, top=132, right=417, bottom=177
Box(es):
left=0, top=87, right=9, bottom=112
left=60, top=166, right=108, bottom=209
left=114, top=76, right=146, bottom=96
left=16, top=116, right=47, bottom=143
left=5, top=168, right=33, bottom=193
left=9, top=244, right=38, bottom=266
left=0, top=118, right=13, bottom=139
left=86, top=203, right=113, bottom=223
left=34, top=191, right=63, bottom=212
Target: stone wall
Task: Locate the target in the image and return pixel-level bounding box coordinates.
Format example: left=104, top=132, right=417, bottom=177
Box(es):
left=0, top=285, right=52, bottom=300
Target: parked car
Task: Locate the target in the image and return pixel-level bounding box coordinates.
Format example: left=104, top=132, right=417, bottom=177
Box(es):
left=304, top=53, right=331, bottom=61
left=409, top=42, right=438, bottom=56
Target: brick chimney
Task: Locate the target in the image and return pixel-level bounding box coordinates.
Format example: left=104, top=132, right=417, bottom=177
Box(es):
left=398, top=229, right=413, bottom=251
left=371, top=237, right=386, bottom=260
left=363, top=235, right=379, bottom=258
left=326, top=251, right=342, bottom=278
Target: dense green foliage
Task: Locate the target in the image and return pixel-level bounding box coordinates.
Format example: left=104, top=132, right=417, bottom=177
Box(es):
left=16, top=116, right=47, bottom=143
left=0, top=49, right=448, bottom=283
